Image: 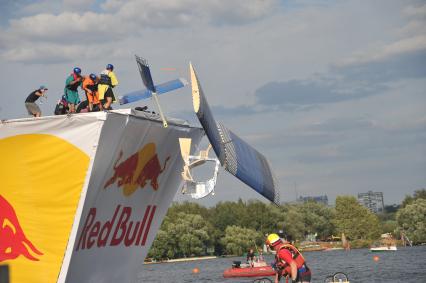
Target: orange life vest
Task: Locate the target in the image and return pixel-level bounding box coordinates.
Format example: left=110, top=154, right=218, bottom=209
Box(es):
left=275, top=243, right=306, bottom=276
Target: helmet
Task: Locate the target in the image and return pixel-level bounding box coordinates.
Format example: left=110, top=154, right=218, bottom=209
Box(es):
left=106, top=64, right=114, bottom=71
left=266, top=233, right=281, bottom=247
left=73, top=67, right=82, bottom=75
left=89, top=73, right=97, bottom=81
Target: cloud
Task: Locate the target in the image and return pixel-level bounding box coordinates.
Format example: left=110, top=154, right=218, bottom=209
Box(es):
left=335, top=35, right=426, bottom=68
left=0, top=0, right=279, bottom=63
left=253, top=35, right=426, bottom=109
left=254, top=75, right=389, bottom=108
left=1, top=43, right=129, bottom=64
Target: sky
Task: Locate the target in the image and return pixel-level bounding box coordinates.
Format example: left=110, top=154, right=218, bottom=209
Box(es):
left=0, top=0, right=425, bottom=206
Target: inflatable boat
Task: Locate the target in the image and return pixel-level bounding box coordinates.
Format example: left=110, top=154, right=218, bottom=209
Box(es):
left=223, top=261, right=275, bottom=278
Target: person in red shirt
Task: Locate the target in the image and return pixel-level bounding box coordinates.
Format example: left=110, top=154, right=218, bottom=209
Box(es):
left=266, top=233, right=311, bottom=283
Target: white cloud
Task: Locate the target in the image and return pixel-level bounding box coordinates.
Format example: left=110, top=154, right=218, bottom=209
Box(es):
left=335, top=35, right=426, bottom=67
left=403, top=3, right=426, bottom=17
left=1, top=43, right=128, bottom=63
left=0, top=0, right=279, bottom=62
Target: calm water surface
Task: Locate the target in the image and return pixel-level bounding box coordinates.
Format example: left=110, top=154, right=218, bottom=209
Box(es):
left=138, top=246, right=426, bottom=283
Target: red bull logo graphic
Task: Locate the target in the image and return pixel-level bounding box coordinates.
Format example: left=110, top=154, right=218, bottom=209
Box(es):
left=0, top=195, right=43, bottom=262
left=104, top=143, right=171, bottom=196
left=75, top=205, right=156, bottom=251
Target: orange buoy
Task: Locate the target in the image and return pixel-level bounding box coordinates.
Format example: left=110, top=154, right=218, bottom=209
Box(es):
left=192, top=267, right=200, bottom=274
left=373, top=255, right=380, bottom=262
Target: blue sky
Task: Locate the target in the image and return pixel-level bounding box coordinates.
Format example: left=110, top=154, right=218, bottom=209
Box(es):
left=0, top=0, right=425, bottom=205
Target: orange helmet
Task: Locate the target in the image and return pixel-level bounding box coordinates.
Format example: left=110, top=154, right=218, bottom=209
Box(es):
left=266, top=233, right=281, bottom=247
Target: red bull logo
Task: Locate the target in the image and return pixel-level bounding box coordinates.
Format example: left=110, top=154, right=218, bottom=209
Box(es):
left=0, top=195, right=43, bottom=262
left=104, top=143, right=171, bottom=196
left=75, top=205, right=156, bottom=251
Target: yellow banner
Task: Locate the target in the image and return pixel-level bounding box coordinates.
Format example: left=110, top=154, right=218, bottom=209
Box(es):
left=0, top=134, right=89, bottom=283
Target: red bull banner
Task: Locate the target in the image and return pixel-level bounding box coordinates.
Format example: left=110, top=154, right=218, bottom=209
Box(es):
left=63, top=111, right=203, bottom=283
left=0, top=113, right=105, bottom=283
left=1, top=110, right=203, bottom=283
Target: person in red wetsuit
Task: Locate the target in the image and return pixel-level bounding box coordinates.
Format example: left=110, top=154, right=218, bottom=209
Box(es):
left=266, top=233, right=311, bottom=283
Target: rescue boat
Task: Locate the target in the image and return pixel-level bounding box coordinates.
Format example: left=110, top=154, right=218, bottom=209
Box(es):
left=223, top=261, right=275, bottom=278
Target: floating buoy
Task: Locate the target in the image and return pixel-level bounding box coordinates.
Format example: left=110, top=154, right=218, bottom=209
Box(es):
left=373, top=255, right=380, bottom=262
left=192, top=267, right=200, bottom=274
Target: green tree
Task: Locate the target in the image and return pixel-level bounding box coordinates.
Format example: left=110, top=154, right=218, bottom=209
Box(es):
left=220, top=225, right=262, bottom=256
left=281, top=204, right=305, bottom=241
left=148, top=212, right=212, bottom=259
left=333, top=196, right=380, bottom=240
left=396, top=198, right=426, bottom=244
left=402, top=189, right=426, bottom=208
left=210, top=200, right=246, bottom=232
left=299, top=201, right=335, bottom=240
left=381, top=220, right=398, bottom=235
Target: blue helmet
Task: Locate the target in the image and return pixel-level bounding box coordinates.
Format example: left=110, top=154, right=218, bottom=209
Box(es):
left=106, top=64, right=114, bottom=71
left=89, top=73, right=97, bottom=80
left=73, top=67, right=82, bottom=75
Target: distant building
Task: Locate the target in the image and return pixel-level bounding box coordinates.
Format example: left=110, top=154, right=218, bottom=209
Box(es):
left=358, top=191, right=384, bottom=213
left=298, top=195, right=328, bottom=206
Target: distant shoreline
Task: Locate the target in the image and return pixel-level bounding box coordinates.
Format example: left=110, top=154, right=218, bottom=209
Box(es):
left=144, top=256, right=217, bottom=264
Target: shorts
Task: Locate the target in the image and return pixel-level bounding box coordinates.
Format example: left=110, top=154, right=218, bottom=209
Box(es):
left=25, top=102, right=41, bottom=115
left=295, top=266, right=311, bottom=282
left=65, top=90, right=80, bottom=104
left=104, top=87, right=116, bottom=101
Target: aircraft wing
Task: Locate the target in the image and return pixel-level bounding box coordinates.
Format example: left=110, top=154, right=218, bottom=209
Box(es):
left=189, top=63, right=280, bottom=205
left=119, top=78, right=188, bottom=105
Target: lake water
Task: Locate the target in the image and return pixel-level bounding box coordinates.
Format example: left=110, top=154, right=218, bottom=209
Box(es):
left=138, top=246, right=426, bottom=282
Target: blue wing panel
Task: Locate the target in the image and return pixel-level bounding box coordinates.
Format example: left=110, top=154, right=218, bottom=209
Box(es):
left=135, top=55, right=156, bottom=92
left=190, top=63, right=279, bottom=204
left=119, top=79, right=188, bottom=105
left=228, top=129, right=276, bottom=202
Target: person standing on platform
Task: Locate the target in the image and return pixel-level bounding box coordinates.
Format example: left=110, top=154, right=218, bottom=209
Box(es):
left=98, top=64, right=118, bottom=110
left=64, top=67, right=83, bottom=113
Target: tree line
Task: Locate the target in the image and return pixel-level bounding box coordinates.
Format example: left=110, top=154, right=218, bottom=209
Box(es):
left=147, top=189, right=426, bottom=260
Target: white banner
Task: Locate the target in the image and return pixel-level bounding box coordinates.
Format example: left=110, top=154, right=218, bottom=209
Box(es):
left=0, top=113, right=104, bottom=283
left=64, top=111, right=203, bottom=283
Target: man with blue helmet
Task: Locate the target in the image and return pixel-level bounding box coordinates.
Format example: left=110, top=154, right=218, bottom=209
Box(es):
left=98, top=63, right=118, bottom=110
left=65, top=67, right=83, bottom=113
left=82, top=73, right=102, bottom=112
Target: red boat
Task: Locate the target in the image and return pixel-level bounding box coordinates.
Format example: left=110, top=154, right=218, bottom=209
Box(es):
left=223, top=261, right=275, bottom=278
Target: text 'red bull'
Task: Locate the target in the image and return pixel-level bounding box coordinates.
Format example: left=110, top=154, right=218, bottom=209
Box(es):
left=104, top=143, right=171, bottom=196
left=0, top=195, right=43, bottom=262
left=75, top=205, right=156, bottom=251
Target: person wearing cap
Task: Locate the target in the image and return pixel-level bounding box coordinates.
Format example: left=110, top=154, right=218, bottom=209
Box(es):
left=266, top=233, right=311, bottom=283
left=25, top=86, right=48, bottom=117
left=98, top=64, right=118, bottom=110
left=82, top=73, right=102, bottom=112
left=65, top=67, right=83, bottom=113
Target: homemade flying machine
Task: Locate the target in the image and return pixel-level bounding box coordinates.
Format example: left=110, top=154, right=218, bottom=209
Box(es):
left=121, top=56, right=280, bottom=204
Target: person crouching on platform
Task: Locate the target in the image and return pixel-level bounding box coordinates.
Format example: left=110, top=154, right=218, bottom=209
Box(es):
left=65, top=67, right=83, bottom=113
left=98, top=64, right=118, bottom=110
left=266, top=233, right=311, bottom=283
left=83, top=73, right=102, bottom=112
left=25, top=86, right=48, bottom=117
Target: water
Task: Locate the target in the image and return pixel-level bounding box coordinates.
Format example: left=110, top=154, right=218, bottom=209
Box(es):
left=138, top=246, right=426, bottom=282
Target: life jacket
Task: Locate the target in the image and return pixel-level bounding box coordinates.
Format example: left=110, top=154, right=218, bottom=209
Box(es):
left=275, top=243, right=305, bottom=276
left=66, top=73, right=81, bottom=91
left=99, top=73, right=112, bottom=86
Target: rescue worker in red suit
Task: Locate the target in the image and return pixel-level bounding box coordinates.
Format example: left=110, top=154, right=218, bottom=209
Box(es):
left=266, top=233, right=311, bottom=283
